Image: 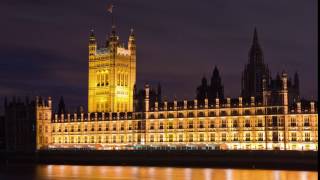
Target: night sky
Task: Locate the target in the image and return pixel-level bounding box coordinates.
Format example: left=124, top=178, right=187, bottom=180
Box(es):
left=0, top=0, right=317, bottom=112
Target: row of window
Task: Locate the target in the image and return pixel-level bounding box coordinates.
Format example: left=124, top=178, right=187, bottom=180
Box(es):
left=51, top=132, right=314, bottom=144
left=50, top=117, right=315, bottom=132
left=150, top=111, right=259, bottom=118
left=117, top=73, right=129, bottom=86
left=150, top=119, right=264, bottom=129
left=290, top=117, right=311, bottom=127
left=96, top=102, right=109, bottom=112
left=96, top=72, right=109, bottom=87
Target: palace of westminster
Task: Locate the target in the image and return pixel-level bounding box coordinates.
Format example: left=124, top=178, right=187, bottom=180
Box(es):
left=2, top=21, right=318, bottom=152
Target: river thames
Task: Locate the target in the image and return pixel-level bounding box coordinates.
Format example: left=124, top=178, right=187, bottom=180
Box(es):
left=0, top=165, right=317, bottom=180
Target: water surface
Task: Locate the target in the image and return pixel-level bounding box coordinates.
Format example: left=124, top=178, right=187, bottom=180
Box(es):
left=0, top=165, right=317, bottom=180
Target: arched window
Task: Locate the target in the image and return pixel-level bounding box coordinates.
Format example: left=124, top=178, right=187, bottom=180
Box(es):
left=101, top=73, right=105, bottom=86
left=105, top=74, right=108, bottom=85
left=117, top=74, right=120, bottom=85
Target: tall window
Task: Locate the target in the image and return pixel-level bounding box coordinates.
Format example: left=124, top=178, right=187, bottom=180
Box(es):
left=169, top=134, right=173, bottom=142
left=291, top=132, right=297, bottom=141
left=188, top=120, right=193, bottom=128
left=305, top=132, right=310, bottom=141
left=125, top=74, right=128, bottom=86
left=210, top=133, right=215, bottom=142
left=221, top=133, right=226, bottom=141
left=159, top=121, right=164, bottom=129
left=188, top=134, right=193, bottom=142
left=178, top=121, right=183, bottom=129
left=179, top=134, right=183, bottom=142
left=258, top=132, right=263, bottom=141
left=290, top=118, right=296, bottom=127
left=168, top=121, right=173, bottom=129
left=199, top=134, right=204, bottom=142
left=101, top=73, right=105, bottom=86
left=150, top=122, right=154, bottom=130
left=105, top=74, right=108, bottom=85
left=257, top=118, right=263, bottom=127
left=160, top=135, right=164, bottom=142
left=117, top=74, right=120, bottom=85
left=97, top=73, right=100, bottom=86
left=304, top=117, right=310, bottom=126
left=233, top=119, right=238, bottom=128
left=233, top=133, right=238, bottom=141
left=199, top=120, right=204, bottom=128
left=245, top=119, right=250, bottom=127
left=245, top=133, right=250, bottom=141
left=221, top=119, right=226, bottom=128
left=210, top=121, right=214, bottom=128
left=120, top=73, right=124, bottom=86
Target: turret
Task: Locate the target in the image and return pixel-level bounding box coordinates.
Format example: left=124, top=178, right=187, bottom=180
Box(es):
left=215, top=97, right=219, bottom=108
left=205, top=98, right=208, bottom=108
left=36, top=96, right=52, bottom=150
left=128, top=28, right=136, bottom=56
left=194, top=99, right=198, bottom=109
left=89, top=29, right=97, bottom=61
left=310, top=101, right=315, bottom=113
left=144, top=84, right=150, bottom=112
left=48, top=97, right=52, bottom=108
left=297, top=101, right=301, bottom=113
left=238, top=97, right=243, bottom=107
left=262, top=76, right=268, bottom=105
left=281, top=72, right=288, bottom=114
left=227, top=97, right=231, bottom=107
left=109, top=25, right=118, bottom=55
left=251, top=96, right=255, bottom=106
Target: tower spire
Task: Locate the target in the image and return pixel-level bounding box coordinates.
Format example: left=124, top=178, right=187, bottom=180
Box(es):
left=253, top=27, right=259, bottom=46
left=107, top=3, right=116, bottom=31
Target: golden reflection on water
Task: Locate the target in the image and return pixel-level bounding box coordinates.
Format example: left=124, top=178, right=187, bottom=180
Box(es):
left=37, top=165, right=317, bottom=180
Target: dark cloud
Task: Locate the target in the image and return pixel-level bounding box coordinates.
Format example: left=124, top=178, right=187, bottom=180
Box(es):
left=0, top=0, right=317, bottom=112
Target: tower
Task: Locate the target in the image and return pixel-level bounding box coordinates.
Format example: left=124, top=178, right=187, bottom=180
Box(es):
left=241, top=28, right=270, bottom=101
left=36, top=96, right=52, bottom=150
left=209, top=66, right=224, bottom=100
left=88, top=24, right=136, bottom=112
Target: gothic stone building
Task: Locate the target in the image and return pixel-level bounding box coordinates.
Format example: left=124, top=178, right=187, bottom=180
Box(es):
left=241, top=28, right=300, bottom=105
left=13, top=23, right=317, bottom=151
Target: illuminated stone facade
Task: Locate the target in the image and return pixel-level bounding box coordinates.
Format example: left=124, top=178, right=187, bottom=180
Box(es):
left=37, top=74, right=318, bottom=151
left=35, top=26, right=318, bottom=151
left=88, top=25, right=136, bottom=113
